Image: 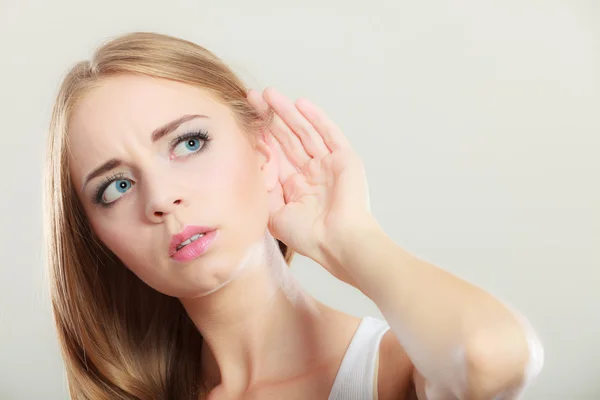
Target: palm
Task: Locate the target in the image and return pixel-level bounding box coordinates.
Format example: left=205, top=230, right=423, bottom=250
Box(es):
left=276, top=153, right=342, bottom=251
left=247, top=88, right=371, bottom=275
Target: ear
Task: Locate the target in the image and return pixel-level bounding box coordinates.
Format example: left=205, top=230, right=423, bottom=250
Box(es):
left=255, top=131, right=285, bottom=216
left=254, top=130, right=279, bottom=191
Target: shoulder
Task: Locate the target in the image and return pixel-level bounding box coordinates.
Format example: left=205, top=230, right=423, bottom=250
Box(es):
left=376, top=329, right=415, bottom=400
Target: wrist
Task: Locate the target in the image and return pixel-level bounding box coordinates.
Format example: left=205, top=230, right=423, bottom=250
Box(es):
left=319, top=214, right=386, bottom=286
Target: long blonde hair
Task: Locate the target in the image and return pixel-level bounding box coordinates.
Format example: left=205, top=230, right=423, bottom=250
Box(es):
left=44, top=32, right=293, bottom=399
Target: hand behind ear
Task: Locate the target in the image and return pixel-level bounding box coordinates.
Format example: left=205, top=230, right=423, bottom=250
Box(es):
left=247, top=87, right=370, bottom=285
left=256, top=130, right=286, bottom=222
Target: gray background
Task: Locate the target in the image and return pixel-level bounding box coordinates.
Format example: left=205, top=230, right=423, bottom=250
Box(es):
left=1, top=0, right=599, bottom=398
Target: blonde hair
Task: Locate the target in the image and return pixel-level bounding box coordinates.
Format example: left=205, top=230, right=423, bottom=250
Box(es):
left=44, top=32, right=294, bottom=399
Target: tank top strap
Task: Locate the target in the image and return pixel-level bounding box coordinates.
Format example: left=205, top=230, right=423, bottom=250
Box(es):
left=328, top=316, right=391, bottom=400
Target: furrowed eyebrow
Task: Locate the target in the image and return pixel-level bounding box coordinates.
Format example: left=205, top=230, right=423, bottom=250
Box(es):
left=150, top=114, right=209, bottom=142
left=80, top=114, right=209, bottom=191
left=81, top=158, right=121, bottom=192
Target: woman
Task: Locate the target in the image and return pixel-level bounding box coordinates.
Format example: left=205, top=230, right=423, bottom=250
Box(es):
left=44, top=32, right=543, bottom=399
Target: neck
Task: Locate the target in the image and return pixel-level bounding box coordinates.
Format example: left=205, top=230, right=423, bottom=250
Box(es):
left=179, top=235, right=326, bottom=395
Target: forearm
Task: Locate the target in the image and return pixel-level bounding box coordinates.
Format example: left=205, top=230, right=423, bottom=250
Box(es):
left=324, top=219, right=543, bottom=399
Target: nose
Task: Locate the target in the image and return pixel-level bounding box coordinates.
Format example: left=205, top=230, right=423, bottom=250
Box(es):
left=147, top=198, right=183, bottom=220
left=144, top=184, right=185, bottom=223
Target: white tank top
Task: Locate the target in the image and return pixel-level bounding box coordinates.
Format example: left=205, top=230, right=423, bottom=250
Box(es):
left=328, top=316, right=391, bottom=400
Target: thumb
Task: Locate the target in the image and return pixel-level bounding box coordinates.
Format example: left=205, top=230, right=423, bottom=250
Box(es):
left=267, top=207, right=287, bottom=243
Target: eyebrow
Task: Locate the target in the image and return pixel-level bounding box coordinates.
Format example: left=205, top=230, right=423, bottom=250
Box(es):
left=80, top=114, right=209, bottom=191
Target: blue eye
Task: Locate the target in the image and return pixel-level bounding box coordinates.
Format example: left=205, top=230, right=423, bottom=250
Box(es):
left=101, top=178, right=133, bottom=204
left=171, top=130, right=211, bottom=158
left=91, top=130, right=211, bottom=208
left=173, top=138, right=203, bottom=157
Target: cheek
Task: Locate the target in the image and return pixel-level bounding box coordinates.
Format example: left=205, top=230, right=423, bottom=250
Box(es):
left=201, top=147, right=269, bottom=232
left=94, top=220, right=144, bottom=262
left=203, top=147, right=267, bottom=207
left=84, top=207, right=152, bottom=273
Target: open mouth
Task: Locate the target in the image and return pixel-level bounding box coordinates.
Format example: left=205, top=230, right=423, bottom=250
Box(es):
left=169, top=225, right=217, bottom=260
left=176, top=233, right=205, bottom=251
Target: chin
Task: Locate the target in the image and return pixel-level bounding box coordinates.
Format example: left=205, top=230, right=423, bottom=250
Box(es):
left=173, top=254, right=251, bottom=298
left=143, top=235, right=266, bottom=298
left=149, top=276, right=231, bottom=299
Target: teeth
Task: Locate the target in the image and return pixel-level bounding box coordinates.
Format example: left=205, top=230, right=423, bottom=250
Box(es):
left=190, top=233, right=204, bottom=242
left=176, top=233, right=205, bottom=251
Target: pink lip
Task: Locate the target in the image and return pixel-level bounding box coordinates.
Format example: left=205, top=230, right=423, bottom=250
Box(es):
left=169, top=225, right=217, bottom=262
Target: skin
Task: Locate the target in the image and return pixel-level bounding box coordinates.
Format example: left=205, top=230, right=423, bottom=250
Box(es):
left=68, top=75, right=541, bottom=399
left=69, top=76, right=275, bottom=298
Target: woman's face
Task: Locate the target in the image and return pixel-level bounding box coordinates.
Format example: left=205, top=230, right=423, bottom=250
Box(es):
left=68, top=74, right=277, bottom=298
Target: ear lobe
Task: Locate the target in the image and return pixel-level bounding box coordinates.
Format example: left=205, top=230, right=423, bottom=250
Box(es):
left=255, top=132, right=279, bottom=191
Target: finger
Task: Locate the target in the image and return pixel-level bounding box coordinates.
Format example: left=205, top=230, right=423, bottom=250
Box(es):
left=248, top=89, right=311, bottom=169
left=248, top=90, right=298, bottom=182
left=247, top=89, right=270, bottom=115
left=263, top=87, right=330, bottom=158
left=295, top=97, right=351, bottom=151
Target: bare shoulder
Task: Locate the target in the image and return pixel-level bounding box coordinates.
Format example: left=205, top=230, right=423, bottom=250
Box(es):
left=376, top=329, right=415, bottom=400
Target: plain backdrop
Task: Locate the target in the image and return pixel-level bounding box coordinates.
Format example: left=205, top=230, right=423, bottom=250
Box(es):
left=1, top=0, right=599, bottom=399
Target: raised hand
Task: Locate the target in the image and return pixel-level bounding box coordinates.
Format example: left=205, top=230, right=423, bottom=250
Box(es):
left=247, top=88, right=374, bottom=283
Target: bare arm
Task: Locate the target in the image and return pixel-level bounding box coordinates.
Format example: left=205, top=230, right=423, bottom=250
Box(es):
left=324, top=218, right=544, bottom=399
left=246, top=88, right=544, bottom=399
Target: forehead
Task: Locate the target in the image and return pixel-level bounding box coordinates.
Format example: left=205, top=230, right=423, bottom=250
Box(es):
left=67, top=75, right=231, bottom=183
left=69, top=74, right=225, bottom=140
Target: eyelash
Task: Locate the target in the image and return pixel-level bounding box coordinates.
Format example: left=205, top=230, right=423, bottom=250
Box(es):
left=168, top=129, right=211, bottom=152
left=91, top=129, right=212, bottom=207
